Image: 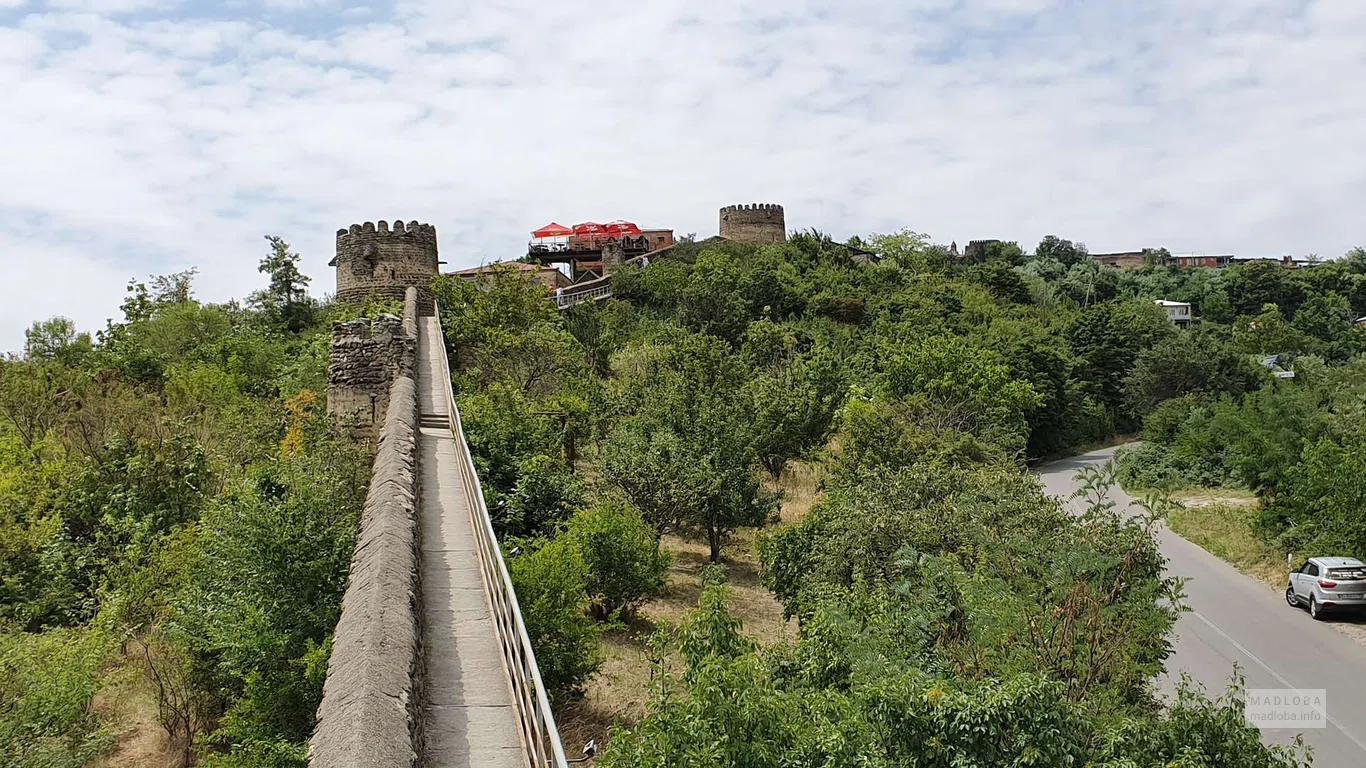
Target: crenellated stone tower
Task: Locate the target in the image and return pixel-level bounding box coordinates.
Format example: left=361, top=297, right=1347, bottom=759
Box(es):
left=330, top=220, right=439, bottom=314
left=328, top=219, right=433, bottom=438
left=719, top=203, right=786, bottom=244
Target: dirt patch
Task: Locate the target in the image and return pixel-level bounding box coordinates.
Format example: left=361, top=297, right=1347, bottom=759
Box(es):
left=88, top=661, right=178, bottom=768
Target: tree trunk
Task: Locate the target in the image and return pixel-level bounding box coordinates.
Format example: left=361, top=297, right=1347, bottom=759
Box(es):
left=708, top=523, right=722, bottom=563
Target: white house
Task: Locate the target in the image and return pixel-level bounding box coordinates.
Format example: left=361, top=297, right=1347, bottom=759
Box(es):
left=1155, top=300, right=1192, bottom=328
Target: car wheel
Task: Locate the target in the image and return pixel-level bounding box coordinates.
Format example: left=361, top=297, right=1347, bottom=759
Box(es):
left=1286, top=587, right=1299, bottom=607
left=1310, top=596, right=1325, bottom=621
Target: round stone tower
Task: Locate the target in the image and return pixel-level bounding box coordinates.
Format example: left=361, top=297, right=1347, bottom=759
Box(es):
left=719, top=203, right=786, bottom=244
left=332, top=220, right=439, bottom=314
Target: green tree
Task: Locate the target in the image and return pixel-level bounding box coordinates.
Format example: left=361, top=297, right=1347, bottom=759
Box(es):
left=1232, top=304, right=1314, bottom=354
left=1225, top=260, right=1304, bottom=318
left=880, top=336, right=1042, bottom=455
left=563, top=502, right=670, bottom=619
left=24, top=317, right=94, bottom=366
left=1124, top=330, right=1263, bottom=415
left=508, top=536, right=602, bottom=698
left=604, top=335, right=775, bottom=561
left=1034, top=234, right=1089, bottom=267
left=250, top=236, right=315, bottom=333
left=746, top=351, right=844, bottom=481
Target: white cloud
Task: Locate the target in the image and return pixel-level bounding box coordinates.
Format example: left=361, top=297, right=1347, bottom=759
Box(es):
left=43, top=0, right=178, bottom=12
left=1, top=0, right=1365, bottom=351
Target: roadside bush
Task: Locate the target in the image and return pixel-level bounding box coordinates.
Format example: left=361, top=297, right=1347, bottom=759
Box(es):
left=508, top=537, right=602, bottom=699
left=563, top=502, right=670, bottom=619
left=1115, top=442, right=1202, bottom=490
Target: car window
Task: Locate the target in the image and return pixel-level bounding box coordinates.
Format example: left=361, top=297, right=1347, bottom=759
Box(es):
left=1328, top=568, right=1365, bottom=580
left=1301, top=563, right=1316, bottom=575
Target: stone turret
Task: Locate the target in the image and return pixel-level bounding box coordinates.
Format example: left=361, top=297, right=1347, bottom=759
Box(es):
left=719, top=203, right=786, bottom=244
left=331, top=220, right=439, bottom=314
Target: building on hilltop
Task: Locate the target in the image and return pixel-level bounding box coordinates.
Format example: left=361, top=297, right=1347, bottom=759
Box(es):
left=1231, top=254, right=1319, bottom=269
left=451, top=261, right=571, bottom=289
left=1091, top=251, right=1147, bottom=270
left=962, top=239, right=1001, bottom=261
left=719, top=203, right=785, bottom=244
left=1169, top=253, right=1233, bottom=268
left=526, top=220, right=674, bottom=283
left=331, top=220, right=440, bottom=313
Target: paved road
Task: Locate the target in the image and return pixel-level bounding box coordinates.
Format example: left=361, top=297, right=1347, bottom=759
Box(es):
left=1036, top=446, right=1366, bottom=768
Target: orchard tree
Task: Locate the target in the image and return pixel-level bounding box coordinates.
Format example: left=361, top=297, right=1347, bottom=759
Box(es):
left=604, top=334, right=775, bottom=561
left=746, top=351, right=844, bottom=481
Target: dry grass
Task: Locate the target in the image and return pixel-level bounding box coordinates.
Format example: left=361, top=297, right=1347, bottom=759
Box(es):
left=88, top=661, right=178, bottom=768
left=556, top=460, right=822, bottom=754
left=1165, top=493, right=1287, bottom=587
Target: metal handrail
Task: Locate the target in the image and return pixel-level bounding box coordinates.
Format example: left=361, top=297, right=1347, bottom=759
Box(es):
left=430, top=303, right=569, bottom=768
left=555, top=283, right=613, bottom=309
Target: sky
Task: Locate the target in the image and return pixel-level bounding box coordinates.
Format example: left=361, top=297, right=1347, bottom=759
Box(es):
left=2, top=0, right=1364, bottom=352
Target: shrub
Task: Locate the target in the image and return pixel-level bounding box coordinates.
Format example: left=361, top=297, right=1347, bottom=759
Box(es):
left=0, top=627, right=115, bottom=767
left=508, top=537, right=602, bottom=699
left=563, top=502, right=670, bottom=619
left=500, top=455, right=581, bottom=539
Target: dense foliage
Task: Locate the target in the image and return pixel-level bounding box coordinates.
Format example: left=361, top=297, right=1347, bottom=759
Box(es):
left=7, top=229, right=1353, bottom=766
left=1110, top=248, right=1366, bottom=560
left=0, top=245, right=368, bottom=766
left=436, top=235, right=1336, bottom=767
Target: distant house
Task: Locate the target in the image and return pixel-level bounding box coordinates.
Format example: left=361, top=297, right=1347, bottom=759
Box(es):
left=1155, top=299, right=1192, bottom=328
left=1092, top=251, right=1146, bottom=270
left=1169, top=253, right=1233, bottom=269
left=450, top=261, right=571, bottom=289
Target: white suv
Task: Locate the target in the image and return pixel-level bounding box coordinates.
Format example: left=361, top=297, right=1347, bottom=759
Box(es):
left=1286, top=556, right=1366, bottom=620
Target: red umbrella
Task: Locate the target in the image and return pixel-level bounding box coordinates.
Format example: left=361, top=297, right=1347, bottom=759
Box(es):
left=572, top=222, right=610, bottom=236
left=532, top=222, right=573, bottom=238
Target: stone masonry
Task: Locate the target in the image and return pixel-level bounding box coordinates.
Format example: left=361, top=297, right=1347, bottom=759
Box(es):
left=327, top=313, right=416, bottom=438
left=309, top=374, right=423, bottom=768
left=331, top=220, right=440, bottom=315
left=720, top=203, right=786, bottom=244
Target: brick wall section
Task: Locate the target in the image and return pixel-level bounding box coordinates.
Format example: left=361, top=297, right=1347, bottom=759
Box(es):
left=334, top=221, right=439, bottom=315
left=719, top=203, right=786, bottom=244
left=310, top=289, right=424, bottom=768
left=326, top=314, right=415, bottom=438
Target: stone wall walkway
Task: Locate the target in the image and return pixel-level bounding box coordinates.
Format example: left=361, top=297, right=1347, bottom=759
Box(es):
left=416, top=317, right=523, bottom=768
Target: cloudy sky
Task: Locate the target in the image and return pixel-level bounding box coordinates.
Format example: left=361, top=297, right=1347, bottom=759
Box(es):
left=2, top=0, right=1364, bottom=351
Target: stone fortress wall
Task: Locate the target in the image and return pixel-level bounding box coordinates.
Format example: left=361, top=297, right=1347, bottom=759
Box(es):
left=311, top=287, right=424, bottom=767
left=719, top=203, right=786, bottom=244
left=333, top=221, right=440, bottom=315
left=326, top=311, right=416, bottom=438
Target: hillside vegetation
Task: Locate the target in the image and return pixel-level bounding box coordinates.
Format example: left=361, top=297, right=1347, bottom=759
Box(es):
left=435, top=233, right=1359, bottom=768
left=6, top=231, right=1360, bottom=766
left=1, top=242, right=370, bottom=766
left=1112, top=249, right=1366, bottom=563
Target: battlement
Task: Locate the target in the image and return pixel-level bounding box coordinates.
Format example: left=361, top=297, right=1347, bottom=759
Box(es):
left=719, top=202, right=786, bottom=244
left=720, top=203, right=784, bottom=215
left=333, top=218, right=439, bottom=314
left=336, top=220, right=438, bottom=246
